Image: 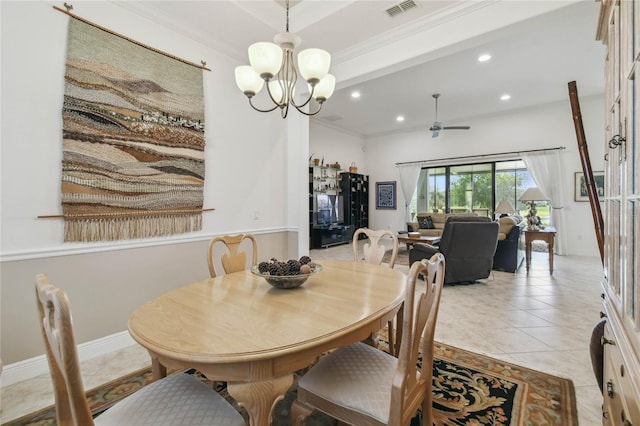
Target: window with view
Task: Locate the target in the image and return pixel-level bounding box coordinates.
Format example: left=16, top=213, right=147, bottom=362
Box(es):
left=410, top=160, right=549, bottom=225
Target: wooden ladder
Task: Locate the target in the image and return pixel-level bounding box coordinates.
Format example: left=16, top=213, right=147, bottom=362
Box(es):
left=568, top=81, right=604, bottom=263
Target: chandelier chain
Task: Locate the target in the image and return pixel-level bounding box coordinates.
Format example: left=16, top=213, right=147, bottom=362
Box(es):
left=285, top=0, right=290, bottom=32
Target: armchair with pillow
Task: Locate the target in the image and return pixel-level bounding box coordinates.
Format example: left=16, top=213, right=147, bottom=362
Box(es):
left=492, top=216, right=525, bottom=272
left=409, top=216, right=499, bottom=284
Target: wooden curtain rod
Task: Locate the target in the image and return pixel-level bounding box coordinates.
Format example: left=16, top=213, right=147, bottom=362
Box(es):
left=38, top=208, right=216, bottom=220
left=53, top=4, right=211, bottom=71
left=395, top=146, right=566, bottom=166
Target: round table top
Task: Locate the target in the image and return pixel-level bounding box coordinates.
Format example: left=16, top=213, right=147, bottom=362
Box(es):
left=128, top=259, right=406, bottom=365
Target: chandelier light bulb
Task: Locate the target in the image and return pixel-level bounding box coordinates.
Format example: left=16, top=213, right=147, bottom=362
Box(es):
left=248, top=42, right=283, bottom=79
left=234, top=66, right=264, bottom=96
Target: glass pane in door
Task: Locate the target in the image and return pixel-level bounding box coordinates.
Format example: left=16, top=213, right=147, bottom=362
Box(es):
left=449, top=164, right=492, bottom=215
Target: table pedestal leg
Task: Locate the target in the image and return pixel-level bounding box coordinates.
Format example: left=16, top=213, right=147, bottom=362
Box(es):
left=227, top=374, right=294, bottom=426
left=151, top=356, right=167, bottom=380
left=525, top=241, right=532, bottom=272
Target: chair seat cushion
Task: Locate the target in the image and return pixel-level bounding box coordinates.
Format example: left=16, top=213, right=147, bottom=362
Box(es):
left=297, top=342, right=397, bottom=424
left=95, top=372, right=245, bottom=426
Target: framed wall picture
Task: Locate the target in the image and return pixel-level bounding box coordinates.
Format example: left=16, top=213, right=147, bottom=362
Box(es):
left=574, top=171, right=604, bottom=202
left=376, top=181, right=397, bottom=209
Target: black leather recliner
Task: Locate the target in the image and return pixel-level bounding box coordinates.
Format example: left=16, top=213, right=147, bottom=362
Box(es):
left=409, top=216, right=499, bottom=284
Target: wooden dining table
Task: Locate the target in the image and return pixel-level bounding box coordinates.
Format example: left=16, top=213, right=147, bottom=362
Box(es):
left=128, top=259, right=406, bottom=426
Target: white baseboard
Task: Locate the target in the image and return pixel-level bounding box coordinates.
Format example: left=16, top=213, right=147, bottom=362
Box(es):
left=1, top=331, right=136, bottom=388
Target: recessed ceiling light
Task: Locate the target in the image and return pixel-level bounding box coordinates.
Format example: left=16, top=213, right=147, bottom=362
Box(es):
left=478, top=54, right=491, bottom=62
left=500, top=94, right=511, bottom=101
left=351, top=91, right=361, bottom=99
left=396, top=115, right=405, bottom=122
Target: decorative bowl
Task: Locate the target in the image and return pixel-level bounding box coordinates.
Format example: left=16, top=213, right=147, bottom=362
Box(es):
left=250, top=264, right=323, bottom=289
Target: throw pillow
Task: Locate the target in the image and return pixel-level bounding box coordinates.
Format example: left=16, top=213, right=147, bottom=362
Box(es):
left=418, top=216, right=435, bottom=229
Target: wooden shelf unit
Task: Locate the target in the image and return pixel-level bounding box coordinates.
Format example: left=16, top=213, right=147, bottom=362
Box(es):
left=596, top=1, right=640, bottom=423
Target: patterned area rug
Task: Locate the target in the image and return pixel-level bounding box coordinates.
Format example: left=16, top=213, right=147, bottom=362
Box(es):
left=3, top=342, right=577, bottom=426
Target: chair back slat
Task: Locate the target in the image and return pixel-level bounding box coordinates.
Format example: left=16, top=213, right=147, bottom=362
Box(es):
left=208, top=233, right=258, bottom=277
left=352, top=228, right=398, bottom=268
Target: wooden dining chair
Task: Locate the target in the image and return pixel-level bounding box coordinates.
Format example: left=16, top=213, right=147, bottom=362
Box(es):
left=35, top=274, right=246, bottom=426
left=352, top=228, right=400, bottom=354
left=207, top=233, right=258, bottom=277
left=352, top=228, right=399, bottom=268
left=291, top=253, right=445, bottom=426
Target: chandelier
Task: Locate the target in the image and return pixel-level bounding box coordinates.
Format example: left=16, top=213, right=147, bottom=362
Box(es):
left=234, top=0, right=336, bottom=118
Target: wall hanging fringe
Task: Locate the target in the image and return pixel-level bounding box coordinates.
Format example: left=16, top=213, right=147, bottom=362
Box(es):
left=63, top=214, right=204, bottom=242
left=53, top=4, right=211, bottom=71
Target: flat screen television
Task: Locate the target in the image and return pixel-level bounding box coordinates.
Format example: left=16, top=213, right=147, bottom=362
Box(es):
left=316, top=194, right=343, bottom=225
left=317, top=208, right=332, bottom=225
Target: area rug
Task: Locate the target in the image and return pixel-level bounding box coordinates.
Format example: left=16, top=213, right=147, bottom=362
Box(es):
left=2, top=342, right=577, bottom=426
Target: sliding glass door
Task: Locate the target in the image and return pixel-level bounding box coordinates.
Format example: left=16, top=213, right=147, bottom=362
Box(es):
left=414, top=160, right=534, bottom=220
left=449, top=163, right=493, bottom=217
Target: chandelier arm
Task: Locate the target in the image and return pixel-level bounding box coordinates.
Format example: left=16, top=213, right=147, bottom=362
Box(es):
left=248, top=98, right=281, bottom=113
left=280, top=103, right=289, bottom=119
left=264, top=80, right=286, bottom=107
left=290, top=87, right=315, bottom=109
left=293, top=102, right=323, bottom=117
left=263, top=54, right=289, bottom=107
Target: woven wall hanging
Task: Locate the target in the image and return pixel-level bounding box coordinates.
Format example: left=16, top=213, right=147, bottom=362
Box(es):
left=61, top=17, right=206, bottom=242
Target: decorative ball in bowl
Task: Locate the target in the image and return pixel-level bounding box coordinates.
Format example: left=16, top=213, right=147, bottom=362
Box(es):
left=251, top=257, right=322, bottom=289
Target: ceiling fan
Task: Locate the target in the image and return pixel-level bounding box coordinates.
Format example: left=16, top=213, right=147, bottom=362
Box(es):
left=429, top=93, right=471, bottom=138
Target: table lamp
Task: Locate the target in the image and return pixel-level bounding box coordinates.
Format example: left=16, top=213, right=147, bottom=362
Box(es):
left=494, top=201, right=516, bottom=218
left=518, top=187, right=548, bottom=230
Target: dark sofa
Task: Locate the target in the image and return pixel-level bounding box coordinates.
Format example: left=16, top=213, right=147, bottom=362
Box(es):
left=409, top=216, right=499, bottom=284
left=492, top=216, right=525, bottom=273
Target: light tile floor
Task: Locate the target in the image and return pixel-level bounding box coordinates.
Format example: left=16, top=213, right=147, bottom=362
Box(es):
left=1, top=242, right=604, bottom=425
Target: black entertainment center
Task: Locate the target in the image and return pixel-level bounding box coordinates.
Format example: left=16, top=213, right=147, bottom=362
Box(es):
left=309, top=166, right=368, bottom=249
left=311, top=223, right=355, bottom=248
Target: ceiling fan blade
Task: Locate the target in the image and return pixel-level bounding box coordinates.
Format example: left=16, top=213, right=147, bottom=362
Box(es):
left=442, top=125, right=471, bottom=130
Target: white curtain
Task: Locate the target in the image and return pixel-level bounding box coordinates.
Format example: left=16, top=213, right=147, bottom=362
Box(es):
left=397, top=164, right=421, bottom=222
left=522, top=150, right=567, bottom=255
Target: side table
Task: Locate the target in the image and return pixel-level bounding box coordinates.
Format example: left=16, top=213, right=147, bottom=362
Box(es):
left=524, top=226, right=556, bottom=274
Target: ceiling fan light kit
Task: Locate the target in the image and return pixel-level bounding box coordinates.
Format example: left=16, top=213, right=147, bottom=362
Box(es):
left=430, top=93, right=471, bottom=138
left=234, top=0, right=335, bottom=118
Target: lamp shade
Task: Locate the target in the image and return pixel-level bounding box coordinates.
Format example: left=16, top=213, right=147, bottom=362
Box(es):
left=297, top=48, right=331, bottom=83
left=495, top=201, right=516, bottom=215
left=248, top=42, right=283, bottom=78
left=234, top=66, right=264, bottom=96
left=519, top=187, right=549, bottom=202
left=311, top=74, right=335, bottom=102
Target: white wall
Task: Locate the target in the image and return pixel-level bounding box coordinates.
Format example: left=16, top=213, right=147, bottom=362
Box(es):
left=363, top=96, right=605, bottom=257
left=309, top=122, right=366, bottom=173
